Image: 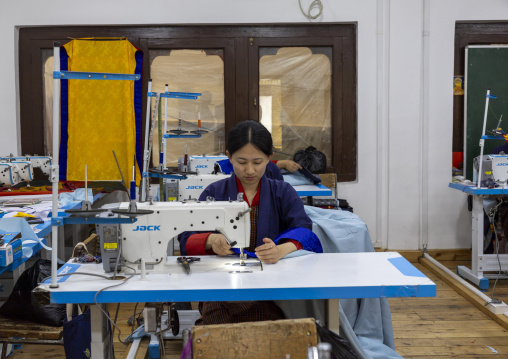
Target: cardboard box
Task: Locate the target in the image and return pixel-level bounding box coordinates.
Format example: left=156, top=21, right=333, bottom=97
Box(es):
left=0, top=232, right=22, bottom=267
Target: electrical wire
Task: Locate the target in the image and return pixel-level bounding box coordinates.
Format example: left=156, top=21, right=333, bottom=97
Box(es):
left=39, top=271, right=112, bottom=284
left=298, top=0, right=324, bottom=20
left=488, top=104, right=501, bottom=125
left=111, top=303, right=121, bottom=339
left=42, top=269, right=139, bottom=346
left=159, top=319, right=167, bottom=359
left=132, top=302, right=139, bottom=335
left=488, top=219, right=503, bottom=304
left=484, top=186, right=505, bottom=306
left=93, top=271, right=137, bottom=345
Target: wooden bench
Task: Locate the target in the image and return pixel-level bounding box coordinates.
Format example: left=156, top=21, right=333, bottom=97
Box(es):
left=0, top=314, right=63, bottom=359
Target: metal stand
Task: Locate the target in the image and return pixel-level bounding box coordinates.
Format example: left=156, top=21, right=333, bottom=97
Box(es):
left=49, top=42, right=140, bottom=286
left=477, top=89, right=497, bottom=188
left=456, top=191, right=508, bottom=290
left=139, top=86, right=202, bottom=201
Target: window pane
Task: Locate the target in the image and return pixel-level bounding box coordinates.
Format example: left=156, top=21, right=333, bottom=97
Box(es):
left=150, top=49, right=225, bottom=167
left=259, top=47, right=331, bottom=165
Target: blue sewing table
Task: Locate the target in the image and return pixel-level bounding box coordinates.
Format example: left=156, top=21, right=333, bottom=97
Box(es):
left=0, top=193, right=103, bottom=300
left=449, top=182, right=508, bottom=289
left=293, top=183, right=332, bottom=197
left=37, top=252, right=436, bottom=359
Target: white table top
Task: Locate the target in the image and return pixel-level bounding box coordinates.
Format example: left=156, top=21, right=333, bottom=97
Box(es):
left=37, top=252, right=436, bottom=304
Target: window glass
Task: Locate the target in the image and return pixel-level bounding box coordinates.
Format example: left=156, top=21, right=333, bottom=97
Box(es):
left=150, top=49, right=225, bottom=167
left=259, top=47, right=332, bottom=165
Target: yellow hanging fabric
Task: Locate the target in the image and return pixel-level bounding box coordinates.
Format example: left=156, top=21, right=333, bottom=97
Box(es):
left=61, top=38, right=142, bottom=188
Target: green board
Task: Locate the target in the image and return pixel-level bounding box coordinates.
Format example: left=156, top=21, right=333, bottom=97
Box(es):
left=465, top=45, right=508, bottom=180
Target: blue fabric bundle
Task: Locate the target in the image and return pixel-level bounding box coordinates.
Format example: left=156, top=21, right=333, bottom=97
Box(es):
left=277, top=206, right=404, bottom=359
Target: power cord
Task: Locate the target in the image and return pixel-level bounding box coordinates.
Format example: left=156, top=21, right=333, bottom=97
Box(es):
left=93, top=269, right=137, bottom=344
left=298, top=0, right=324, bottom=20
left=41, top=269, right=141, bottom=344
left=484, top=191, right=505, bottom=306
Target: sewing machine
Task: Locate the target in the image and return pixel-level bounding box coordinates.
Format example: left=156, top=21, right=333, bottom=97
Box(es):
left=99, top=198, right=251, bottom=273
left=164, top=173, right=230, bottom=201
left=0, top=163, right=15, bottom=186
left=0, top=155, right=52, bottom=186
left=0, top=160, right=32, bottom=184
left=178, top=155, right=228, bottom=174
left=12, top=156, right=52, bottom=176
left=473, top=154, right=508, bottom=184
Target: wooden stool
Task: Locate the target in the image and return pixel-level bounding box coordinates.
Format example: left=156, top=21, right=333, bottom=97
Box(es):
left=192, top=318, right=318, bottom=359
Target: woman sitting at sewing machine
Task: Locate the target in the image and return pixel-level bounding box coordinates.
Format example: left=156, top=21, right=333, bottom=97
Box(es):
left=178, top=120, right=322, bottom=324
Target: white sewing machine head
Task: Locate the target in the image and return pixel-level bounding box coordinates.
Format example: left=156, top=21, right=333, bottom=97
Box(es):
left=474, top=154, right=508, bottom=185
left=99, top=199, right=251, bottom=272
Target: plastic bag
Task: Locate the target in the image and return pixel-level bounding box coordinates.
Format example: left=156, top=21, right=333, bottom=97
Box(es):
left=0, top=259, right=66, bottom=326
left=293, top=146, right=327, bottom=174
left=316, top=322, right=359, bottom=359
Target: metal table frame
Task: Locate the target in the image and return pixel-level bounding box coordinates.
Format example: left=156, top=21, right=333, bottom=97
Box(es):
left=449, top=182, right=508, bottom=289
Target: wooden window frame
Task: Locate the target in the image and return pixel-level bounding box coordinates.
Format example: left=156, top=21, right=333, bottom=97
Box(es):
left=19, top=23, right=357, bottom=180
left=454, top=22, right=508, bottom=154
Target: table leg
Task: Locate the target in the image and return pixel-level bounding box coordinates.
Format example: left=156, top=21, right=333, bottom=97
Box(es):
left=58, top=226, right=65, bottom=261
left=90, top=304, right=111, bottom=359
left=325, top=298, right=340, bottom=335
left=42, top=234, right=51, bottom=260
left=1, top=343, right=7, bottom=359
left=457, top=194, right=489, bottom=290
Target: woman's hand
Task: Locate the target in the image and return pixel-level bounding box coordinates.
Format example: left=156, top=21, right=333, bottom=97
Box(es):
left=276, top=160, right=302, bottom=172
left=255, top=238, right=280, bottom=264
left=255, top=237, right=298, bottom=264
left=205, top=233, right=234, bottom=256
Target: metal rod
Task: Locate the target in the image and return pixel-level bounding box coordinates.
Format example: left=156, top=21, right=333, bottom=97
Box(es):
left=477, top=89, right=491, bottom=188
left=50, top=42, right=61, bottom=288
left=85, top=164, right=88, bottom=202
left=163, top=84, right=169, bottom=170
left=141, top=80, right=153, bottom=202
left=112, top=150, right=127, bottom=190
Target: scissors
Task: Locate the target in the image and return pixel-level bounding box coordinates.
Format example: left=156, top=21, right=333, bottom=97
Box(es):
left=177, top=256, right=200, bottom=275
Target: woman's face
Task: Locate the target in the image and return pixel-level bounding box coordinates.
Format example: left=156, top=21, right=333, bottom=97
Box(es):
left=228, top=143, right=272, bottom=187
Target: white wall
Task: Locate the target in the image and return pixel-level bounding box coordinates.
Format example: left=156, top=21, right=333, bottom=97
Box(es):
left=1, top=0, right=508, bottom=250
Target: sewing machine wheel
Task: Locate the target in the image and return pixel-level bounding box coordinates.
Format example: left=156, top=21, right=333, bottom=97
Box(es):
left=65, top=208, right=107, bottom=217
left=111, top=208, right=154, bottom=217
left=149, top=168, right=198, bottom=176
left=190, top=129, right=208, bottom=135
left=170, top=306, right=179, bottom=337
left=169, top=129, right=189, bottom=135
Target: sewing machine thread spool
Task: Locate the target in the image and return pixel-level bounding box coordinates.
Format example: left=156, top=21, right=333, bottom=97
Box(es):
left=317, top=343, right=332, bottom=359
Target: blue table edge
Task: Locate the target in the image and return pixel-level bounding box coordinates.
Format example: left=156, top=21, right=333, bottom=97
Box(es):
left=449, top=182, right=508, bottom=195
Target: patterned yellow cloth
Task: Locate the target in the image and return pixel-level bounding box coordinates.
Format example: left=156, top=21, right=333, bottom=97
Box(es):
left=61, top=38, right=141, bottom=188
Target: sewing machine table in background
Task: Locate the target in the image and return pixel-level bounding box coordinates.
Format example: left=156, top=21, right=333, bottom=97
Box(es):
left=449, top=182, right=508, bottom=289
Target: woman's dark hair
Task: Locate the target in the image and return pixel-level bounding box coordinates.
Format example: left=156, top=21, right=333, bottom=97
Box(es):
left=227, top=120, right=273, bottom=156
